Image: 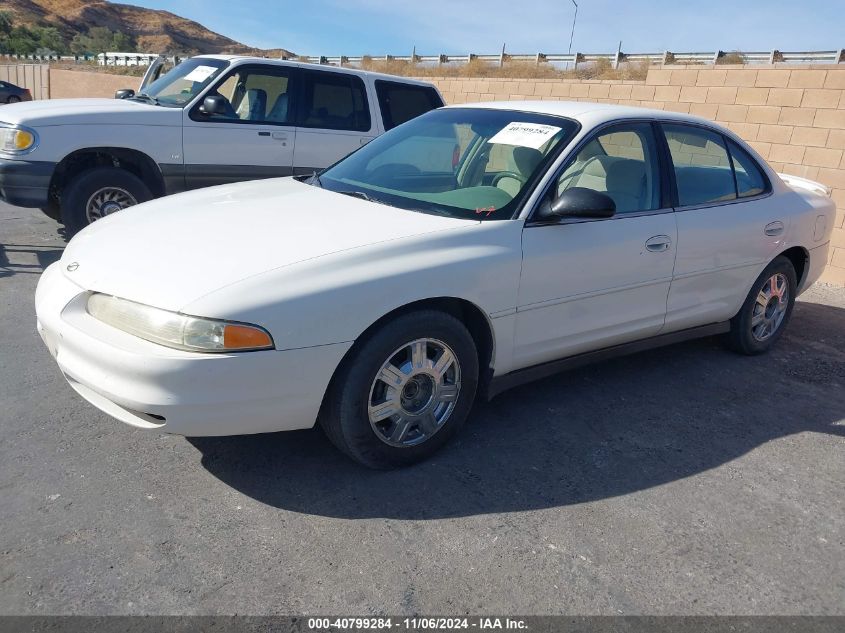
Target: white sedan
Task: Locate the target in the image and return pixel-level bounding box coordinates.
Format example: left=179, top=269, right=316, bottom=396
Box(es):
left=36, top=102, right=836, bottom=468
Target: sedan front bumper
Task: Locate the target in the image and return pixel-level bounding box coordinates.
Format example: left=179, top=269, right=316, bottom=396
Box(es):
left=35, top=262, right=352, bottom=436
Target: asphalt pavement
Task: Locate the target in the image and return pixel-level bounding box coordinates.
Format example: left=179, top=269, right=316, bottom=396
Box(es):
left=1, top=201, right=843, bottom=615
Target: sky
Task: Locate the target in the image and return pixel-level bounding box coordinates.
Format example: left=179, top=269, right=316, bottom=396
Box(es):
left=131, top=0, right=844, bottom=56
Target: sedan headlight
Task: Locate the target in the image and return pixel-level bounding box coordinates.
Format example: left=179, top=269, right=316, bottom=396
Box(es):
left=0, top=123, right=38, bottom=154
left=86, top=293, right=274, bottom=353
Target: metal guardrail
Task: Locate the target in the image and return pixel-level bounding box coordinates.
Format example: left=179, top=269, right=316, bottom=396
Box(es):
left=2, top=49, right=843, bottom=69
left=0, top=53, right=183, bottom=66
left=299, top=49, right=845, bottom=69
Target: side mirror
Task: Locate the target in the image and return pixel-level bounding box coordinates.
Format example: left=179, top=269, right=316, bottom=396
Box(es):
left=542, top=187, right=616, bottom=220
left=198, top=95, right=227, bottom=116
left=114, top=88, right=135, bottom=100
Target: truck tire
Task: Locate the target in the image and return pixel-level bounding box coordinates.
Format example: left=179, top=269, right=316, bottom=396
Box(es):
left=60, top=167, right=152, bottom=237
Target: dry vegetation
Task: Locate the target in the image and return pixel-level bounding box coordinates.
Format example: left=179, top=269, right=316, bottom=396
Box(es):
left=717, top=51, right=747, bottom=65
left=354, top=56, right=652, bottom=80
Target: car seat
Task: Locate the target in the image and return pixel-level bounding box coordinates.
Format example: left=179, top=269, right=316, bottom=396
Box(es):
left=495, top=147, right=544, bottom=197
left=236, top=88, right=268, bottom=121
left=267, top=93, right=289, bottom=123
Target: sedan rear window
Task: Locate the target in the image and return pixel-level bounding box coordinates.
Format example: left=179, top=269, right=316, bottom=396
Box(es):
left=728, top=139, right=769, bottom=198
left=663, top=124, right=737, bottom=207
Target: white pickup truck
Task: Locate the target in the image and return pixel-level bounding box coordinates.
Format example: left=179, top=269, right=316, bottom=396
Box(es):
left=0, top=55, right=444, bottom=234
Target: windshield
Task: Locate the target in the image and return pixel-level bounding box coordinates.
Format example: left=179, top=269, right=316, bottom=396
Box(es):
left=317, top=108, right=578, bottom=220
left=140, top=57, right=229, bottom=107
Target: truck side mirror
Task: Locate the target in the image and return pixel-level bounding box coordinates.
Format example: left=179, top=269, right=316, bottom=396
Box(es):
left=198, top=95, right=228, bottom=116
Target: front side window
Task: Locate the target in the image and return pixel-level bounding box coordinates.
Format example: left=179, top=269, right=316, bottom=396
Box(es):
left=375, top=80, right=443, bottom=130
left=554, top=123, right=662, bottom=214
left=663, top=124, right=737, bottom=207
left=198, top=66, right=294, bottom=124
left=297, top=71, right=370, bottom=132
left=316, top=108, right=578, bottom=220
left=140, top=57, right=228, bottom=107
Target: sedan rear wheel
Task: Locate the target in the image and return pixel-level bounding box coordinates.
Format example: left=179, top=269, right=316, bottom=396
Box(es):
left=321, top=310, right=479, bottom=469
left=7, top=95, right=20, bottom=104
left=728, top=256, right=797, bottom=355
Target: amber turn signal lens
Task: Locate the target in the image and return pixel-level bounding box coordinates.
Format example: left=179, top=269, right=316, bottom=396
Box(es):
left=223, top=324, right=274, bottom=350
left=14, top=130, right=34, bottom=150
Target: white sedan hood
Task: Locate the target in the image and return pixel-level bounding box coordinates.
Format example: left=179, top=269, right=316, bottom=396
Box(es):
left=60, top=178, right=472, bottom=311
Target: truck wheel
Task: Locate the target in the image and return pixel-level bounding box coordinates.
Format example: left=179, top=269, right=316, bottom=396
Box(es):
left=60, top=167, right=152, bottom=236
left=39, top=201, right=61, bottom=221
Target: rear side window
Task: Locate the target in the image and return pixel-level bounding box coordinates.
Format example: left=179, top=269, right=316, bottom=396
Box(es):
left=728, top=140, right=768, bottom=198
left=663, top=124, right=736, bottom=206
left=376, top=81, right=443, bottom=130
left=298, top=71, right=370, bottom=132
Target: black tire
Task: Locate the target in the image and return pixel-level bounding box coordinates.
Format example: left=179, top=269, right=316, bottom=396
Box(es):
left=39, top=201, right=61, bottom=221
left=320, top=310, right=479, bottom=469
left=727, top=256, right=797, bottom=355
left=60, top=167, right=152, bottom=237
left=7, top=95, right=21, bottom=104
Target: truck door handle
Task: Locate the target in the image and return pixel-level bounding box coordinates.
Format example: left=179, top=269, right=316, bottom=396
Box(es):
left=764, top=221, right=784, bottom=236
left=645, top=235, right=672, bottom=252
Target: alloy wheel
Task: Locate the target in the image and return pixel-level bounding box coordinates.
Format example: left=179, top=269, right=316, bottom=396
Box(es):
left=367, top=338, right=461, bottom=447
left=751, top=273, right=789, bottom=342
left=85, top=187, right=138, bottom=223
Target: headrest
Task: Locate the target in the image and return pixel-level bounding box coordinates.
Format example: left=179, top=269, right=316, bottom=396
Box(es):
left=513, top=147, right=543, bottom=176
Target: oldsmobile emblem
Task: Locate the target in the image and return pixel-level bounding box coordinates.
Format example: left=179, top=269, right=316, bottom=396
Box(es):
left=66, top=262, right=79, bottom=272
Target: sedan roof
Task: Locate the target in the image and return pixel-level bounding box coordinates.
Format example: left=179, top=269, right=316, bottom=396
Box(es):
left=447, top=99, right=715, bottom=127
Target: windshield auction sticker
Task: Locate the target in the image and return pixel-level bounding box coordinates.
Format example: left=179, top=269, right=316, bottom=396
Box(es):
left=489, top=122, right=562, bottom=149
left=183, top=65, right=218, bottom=82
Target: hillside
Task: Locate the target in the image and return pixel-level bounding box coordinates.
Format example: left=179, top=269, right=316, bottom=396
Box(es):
left=2, top=0, right=295, bottom=56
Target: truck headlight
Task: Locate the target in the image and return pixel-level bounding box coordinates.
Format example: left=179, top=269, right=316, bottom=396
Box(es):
left=86, top=293, right=274, bottom=353
left=0, top=124, right=38, bottom=154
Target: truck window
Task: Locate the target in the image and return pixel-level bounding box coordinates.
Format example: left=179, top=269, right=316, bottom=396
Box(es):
left=200, top=65, right=294, bottom=124
left=375, top=80, right=444, bottom=130
left=297, top=71, right=370, bottom=132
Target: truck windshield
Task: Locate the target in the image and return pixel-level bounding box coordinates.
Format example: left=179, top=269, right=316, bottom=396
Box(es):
left=140, top=58, right=229, bottom=107
left=317, top=108, right=579, bottom=220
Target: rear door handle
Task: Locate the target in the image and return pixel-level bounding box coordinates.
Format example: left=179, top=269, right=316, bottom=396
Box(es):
left=764, top=221, right=784, bottom=236
left=645, top=235, right=672, bottom=252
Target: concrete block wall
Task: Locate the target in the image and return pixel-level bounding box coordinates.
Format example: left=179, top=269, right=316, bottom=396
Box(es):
left=425, top=65, right=845, bottom=285
left=49, top=68, right=136, bottom=99
left=0, top=64, right=49, bottom=100
left=5, top=63, right=844, bottom=284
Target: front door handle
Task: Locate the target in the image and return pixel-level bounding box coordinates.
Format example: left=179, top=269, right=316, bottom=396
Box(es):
left=764, top=221, right=784, bottom=236
left=645, top=235, right=672, bottom=252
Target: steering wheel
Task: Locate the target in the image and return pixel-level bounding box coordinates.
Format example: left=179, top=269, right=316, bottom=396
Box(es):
left=491, top=171, right=526, bottom=187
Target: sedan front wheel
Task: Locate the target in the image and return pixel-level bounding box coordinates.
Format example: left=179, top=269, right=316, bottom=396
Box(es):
left=320, top=310, right=479, bottom=469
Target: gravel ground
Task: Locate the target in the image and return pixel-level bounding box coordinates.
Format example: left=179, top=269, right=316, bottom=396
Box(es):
left=1, top=202, right=843, bottom=615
